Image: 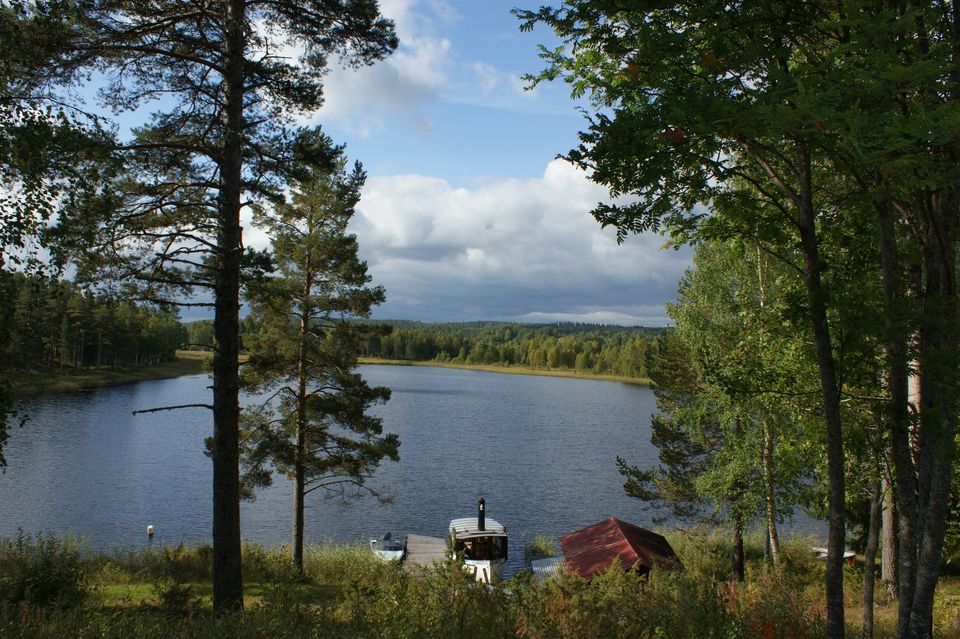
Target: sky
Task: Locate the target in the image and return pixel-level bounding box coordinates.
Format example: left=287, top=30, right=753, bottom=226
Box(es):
left=245, top=0, right=693, bottom=327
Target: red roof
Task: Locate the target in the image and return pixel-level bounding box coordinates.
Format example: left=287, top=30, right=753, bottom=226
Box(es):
left=559, top=517, right=681, bottom=580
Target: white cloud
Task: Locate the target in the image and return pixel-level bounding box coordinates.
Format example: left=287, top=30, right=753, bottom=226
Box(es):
left=389, top=36, right=452, bottom=90
left=313, top=0, right=454, bottom=136
left=312, top=0, right=577, bottom=136
left=471, top=62, right=500, bottom=95
left=350, top=159, right=691, bottom=324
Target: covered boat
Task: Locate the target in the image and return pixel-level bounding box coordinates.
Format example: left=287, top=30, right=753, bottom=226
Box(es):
left=449, top=498, right=507, bottom=583
left=370, top=531, right=406, bottom=562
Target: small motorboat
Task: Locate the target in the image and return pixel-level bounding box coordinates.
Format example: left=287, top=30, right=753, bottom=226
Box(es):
left=811, top=546, right=856, bottom=566
left=370, top=531, right=406, bottom=562
left=449, top=497, right=508, bottom=583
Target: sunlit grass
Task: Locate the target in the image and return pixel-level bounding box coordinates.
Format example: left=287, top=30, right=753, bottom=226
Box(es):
left=358, top=357, right=651, bottom=385
left=3, top=532, right=959, bottom=637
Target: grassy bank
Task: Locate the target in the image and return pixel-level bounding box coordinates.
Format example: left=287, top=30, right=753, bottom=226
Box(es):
left=9, top=351, right=208, bottom=396
left=358, top=357, right=651, bottom=386
left=7, top=354, right=644, bottom=398
left=1, top=531, right=957, bottom=638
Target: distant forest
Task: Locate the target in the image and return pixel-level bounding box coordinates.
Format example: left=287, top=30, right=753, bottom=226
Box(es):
left=186, top=319, right=664, bottom=379
left=0, top=274, right=663, bottom=380
left=0, top=274, right=185, bottom=371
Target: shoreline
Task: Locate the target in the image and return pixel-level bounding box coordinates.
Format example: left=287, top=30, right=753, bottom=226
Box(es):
left=9, top=350, right=208, bottom=396
left=357, top=357, right=651, bottom=386
left=8, top=352, right=650, bottom=397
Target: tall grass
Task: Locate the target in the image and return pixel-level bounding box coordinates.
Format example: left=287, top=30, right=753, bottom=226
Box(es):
left=0, top=532, right=89, bottom=609
left=1, top=530, right=957, bottom=637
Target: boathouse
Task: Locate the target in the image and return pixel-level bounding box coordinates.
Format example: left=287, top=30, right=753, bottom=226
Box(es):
left=559, top=517, right=682, bottom=580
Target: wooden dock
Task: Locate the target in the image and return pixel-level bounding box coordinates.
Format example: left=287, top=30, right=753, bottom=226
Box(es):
left=404, top=534, right=447, bottom=571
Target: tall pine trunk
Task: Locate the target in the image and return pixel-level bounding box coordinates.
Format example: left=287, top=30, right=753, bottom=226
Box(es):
left=293, top=413, right=306, bottom=573
left=211, top=0, right=246, bottom=613
left=796, top=147, right=845, bottom=639
left=292, top=312, right=309, bottom=574
left=864, top=481, right=882, bottom=639
left=292, top=252, right=314, bottom=574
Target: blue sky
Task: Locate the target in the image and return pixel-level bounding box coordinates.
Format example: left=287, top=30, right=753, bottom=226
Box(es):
left=249, top=0, right=692, bottom=326
left=89, top=1, right=691, bottom=326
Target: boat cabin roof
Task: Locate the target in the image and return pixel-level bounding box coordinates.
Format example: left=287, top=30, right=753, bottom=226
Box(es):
left=449, top=517, right=507, bottom=539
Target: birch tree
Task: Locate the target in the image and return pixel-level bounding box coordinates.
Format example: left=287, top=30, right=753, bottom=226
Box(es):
left=518, top=3, right=960, bottom=636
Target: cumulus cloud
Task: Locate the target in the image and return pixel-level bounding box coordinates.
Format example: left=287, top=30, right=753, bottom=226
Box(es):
left=470, top=62, right=501, bottom=95
left=350, top=159, right=691, bottom=325
left=313, top=0, right=455, bottom=136
left=312, top=0, right=576, bottom=136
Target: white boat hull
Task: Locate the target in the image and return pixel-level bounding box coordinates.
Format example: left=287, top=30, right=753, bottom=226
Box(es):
left=463, top=558, right=505, bottom=583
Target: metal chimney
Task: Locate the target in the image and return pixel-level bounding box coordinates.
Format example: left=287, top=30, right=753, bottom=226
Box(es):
left=478, top=497, right=486, bottom=531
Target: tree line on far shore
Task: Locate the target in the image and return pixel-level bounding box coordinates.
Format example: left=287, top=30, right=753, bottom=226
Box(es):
left=185, top=319, right=663, bottom=379
left=0, top=272, right=184, bottom=372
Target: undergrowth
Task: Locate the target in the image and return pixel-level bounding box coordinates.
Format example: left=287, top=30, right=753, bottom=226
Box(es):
left=0, top=530, right=957, bottom=638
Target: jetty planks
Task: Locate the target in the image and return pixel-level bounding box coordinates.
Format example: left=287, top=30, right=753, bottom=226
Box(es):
left=404, top=534, right=447, bottom=571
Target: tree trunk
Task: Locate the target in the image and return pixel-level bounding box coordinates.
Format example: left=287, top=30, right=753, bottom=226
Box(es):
left=874, top=191, right=918, bottom=636
left=881, top=461, right=897, bottom=590
left=210, top=0, right=246, bottom=613
left=293, top=331, right=309, bottom=573
left=754, top=246, right=781, bottom=573
left=905, top=192, right=958, bottom=639
left=864, top=481, right=882, bottom=639
left=732, top=512, right=745, bottom=582
left=796, top=146, right=845, bottom=639
left=293, top=420, right=306, bottom=573
left=762, top=418, right=781, bottom=573
left=293, top=246, right=314, bottom=574
left=902, top=9, right=960, bottom=637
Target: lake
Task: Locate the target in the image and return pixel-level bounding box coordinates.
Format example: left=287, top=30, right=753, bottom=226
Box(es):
left=0, top=365, right=809, bottom=575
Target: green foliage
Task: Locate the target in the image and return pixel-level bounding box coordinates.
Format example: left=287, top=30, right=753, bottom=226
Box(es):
left=360, top=320, right=662, bottom=378
left=240, top=153, right=398, bottom=569
left=7, top=534, right=948, bottom=637
left=620, top=240, right=818, bottom=536
left=0, top=532, right=89, bottom=608
left=511, top=558, right=826, bottom=639
left=153, top=578, right=200, bottom=619
left=942, top=465, right=960, bottom=575
left=518, top=3, right=960, bottom=633
left=0, top=272, right=185, bottom=372
left=523, top=535, right=557, bottom=563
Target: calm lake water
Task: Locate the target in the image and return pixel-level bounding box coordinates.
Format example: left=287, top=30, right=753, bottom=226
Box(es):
left=0, top=365, right=816, bottom=575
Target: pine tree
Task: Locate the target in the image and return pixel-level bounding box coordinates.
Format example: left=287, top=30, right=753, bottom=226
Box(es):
left=241, top=153, right=398, bottom=573
left=7, top=0, right=398, bottom=611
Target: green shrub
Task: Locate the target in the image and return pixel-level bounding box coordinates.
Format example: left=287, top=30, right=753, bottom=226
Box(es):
left=523, top=535, right=556, bottom=563
left=509, top=546, right=825, bottom=639
left=153, top=577, right=200, bottom=618
left=0, top=532, right=89, bottom=608
left=334, top=555, right=511, bottom=639
left=0, top=532, right=912, bottom=637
